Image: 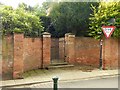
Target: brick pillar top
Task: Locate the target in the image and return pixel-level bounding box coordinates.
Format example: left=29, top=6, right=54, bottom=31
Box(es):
left=65, top=33, right=73, bottom=37
left=65, top=33, right=75, bottom=41
left=42, top=32, right=51, bottom=37
left=68, top=34, right=75, bottom=37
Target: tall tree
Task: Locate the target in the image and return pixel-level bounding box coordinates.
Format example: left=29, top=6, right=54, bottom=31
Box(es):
left=48, top=2, right=98, bottom=37
left=89, top=2, right=120, bottom=39
left=1, top=5, right=44, bottom=36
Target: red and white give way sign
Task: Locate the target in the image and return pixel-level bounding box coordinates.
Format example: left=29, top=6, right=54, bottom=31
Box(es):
left=102, top=26, right=116, bottom=38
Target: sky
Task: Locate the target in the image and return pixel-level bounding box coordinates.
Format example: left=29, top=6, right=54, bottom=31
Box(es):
left=0, top=0, right=118, bottom=8
left=0, top=0, right=46, bottom=8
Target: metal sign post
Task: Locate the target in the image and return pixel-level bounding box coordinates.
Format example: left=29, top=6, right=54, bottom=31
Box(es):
left=100, top=25, right=116, bottom=70
left=99, top=39, right=103, bottom=70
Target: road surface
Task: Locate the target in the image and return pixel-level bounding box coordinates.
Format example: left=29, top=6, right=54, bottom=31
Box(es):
left=6, top=76, right=118, bottom=89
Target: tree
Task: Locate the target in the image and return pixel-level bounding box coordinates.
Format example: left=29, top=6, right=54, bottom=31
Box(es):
left=48, top=2, right=98, bottom=37
left=32, top=2, right=54, bottom=17
left=34, top=2, right=57, bottom=37
left=1, top=5, right=44, bottom=37
left=18, top=3, right=35, bottom=13
left=89, top=2, right=120, bottom=39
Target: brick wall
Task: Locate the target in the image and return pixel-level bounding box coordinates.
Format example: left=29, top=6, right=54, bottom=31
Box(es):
left=13, top=33, right=24, bottom=79
left=66, top=34, right=75, bottom=64
left=103, top=38, right=119, bottom=69
left=1, top=33, right=51, bottom=79
left=42, top=33, right=51, bottom=68
left=75, top=37, right=100, bottom=67
left=0, top=36, right=1, bottom=80
left=65, top=34, right=119, bottom=69
left=23, top=38, right=42, bottom=71
left=1, top=33, right=119, bottom=79
left=119, top=39, right=120, bottom=68
left=2, top=35, right=13, bottom=80
left=64, top=34, right=69, bottom=62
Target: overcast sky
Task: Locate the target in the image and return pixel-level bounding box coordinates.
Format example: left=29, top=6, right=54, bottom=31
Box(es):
left=0, top=0, right=46, bottom=8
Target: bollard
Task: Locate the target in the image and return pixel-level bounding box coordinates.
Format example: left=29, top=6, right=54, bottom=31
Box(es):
left=52, top=76, right=59, bottom=90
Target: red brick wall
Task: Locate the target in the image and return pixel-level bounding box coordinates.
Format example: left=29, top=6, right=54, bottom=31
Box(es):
left=13, top=33, right=24, bottom=79
left=2, top=35, right=13, bottom=80
left=65, top=35, right=119, bottom=69
left=103, top=38, right=119, bottom=69
left=43, top=33, right=51, bottom=67
left=119, top=39, right=120, bottom=68
left=75, top=37, right=100, bottom=67
left=23, top=38, right=42, bottom=72
left=0, top=37, right=1, bottom=78
left=65, top=34, right=69, bottom=62
left=67, top=34, right=75, bottom=64
left=2, top=33, right=51, bottom=79
left=1, top=33, right=119, bottom=79
left=13, top=33, right=51, bottom=78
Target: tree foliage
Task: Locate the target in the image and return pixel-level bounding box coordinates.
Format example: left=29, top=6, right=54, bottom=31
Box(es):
left=0, top=4, right=44, bottom=37
left=89, top=2, right=120, bottom=39
left=49, top=2, right=98, bottom=37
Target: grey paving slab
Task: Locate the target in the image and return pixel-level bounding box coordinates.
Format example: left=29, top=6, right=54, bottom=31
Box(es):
left=1, top=69, right=118, bottom=87
left=5, top=80, right=15, bottom=86
left=2, top=80, right=16, bottom=86
left=34, top=76, right=45, bottom=82
left=24, top=85, right=31, bottom=88
left=1, top=81, right=6, bottom=86
left=23, top=77, right=35, bottom=84
left=10, top=85, right=25, bottom=88
left=14, top=79, right=25, bottom=85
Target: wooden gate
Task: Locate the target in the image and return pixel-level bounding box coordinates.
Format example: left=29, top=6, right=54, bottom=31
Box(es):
left=51, top=38, right=65, bottom=64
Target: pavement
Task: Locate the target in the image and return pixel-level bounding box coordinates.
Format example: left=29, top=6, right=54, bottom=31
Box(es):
left=0, top=67, right=119, bottom=87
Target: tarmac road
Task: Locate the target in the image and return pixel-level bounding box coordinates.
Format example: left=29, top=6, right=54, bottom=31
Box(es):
left=58, top=76, right=118, bottom=88
left=6, top=76, right=118, bottom=89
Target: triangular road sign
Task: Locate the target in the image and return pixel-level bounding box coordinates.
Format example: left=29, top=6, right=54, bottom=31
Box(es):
left=102, top=26, right=116, bottom=38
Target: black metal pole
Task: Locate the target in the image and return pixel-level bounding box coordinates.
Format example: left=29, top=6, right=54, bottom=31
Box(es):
left=41, top=35, right=43, bottom=69
left=52, top=77, right=58, bottom=90
left=99, top=39, right=103, bottom=70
